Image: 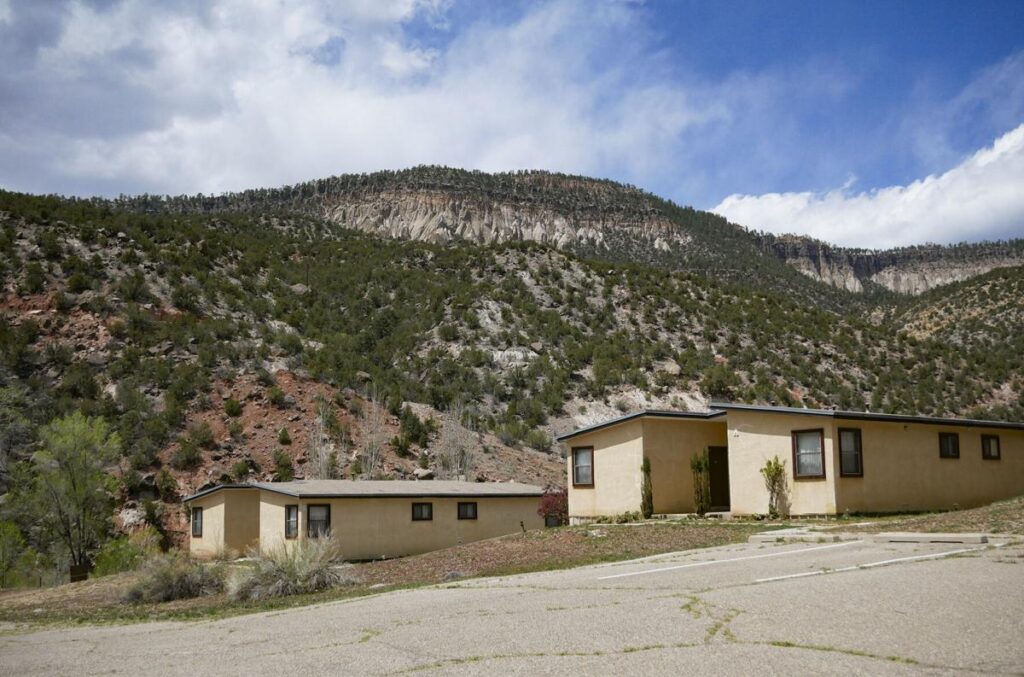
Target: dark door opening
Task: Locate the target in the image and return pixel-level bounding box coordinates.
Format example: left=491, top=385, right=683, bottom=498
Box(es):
left=708, top=446, right=730, bottom=511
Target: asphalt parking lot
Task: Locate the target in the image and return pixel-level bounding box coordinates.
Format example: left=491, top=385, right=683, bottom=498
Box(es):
left=2, top=536, right=1022, bottom=675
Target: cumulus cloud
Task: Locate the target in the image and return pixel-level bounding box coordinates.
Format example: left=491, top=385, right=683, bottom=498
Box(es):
left=712, top=124, right=1024, bottom=248
left=0, top=0, right=723, bottom=197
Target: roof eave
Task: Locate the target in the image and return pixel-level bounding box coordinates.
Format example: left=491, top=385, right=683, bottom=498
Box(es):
left=556, top=409, right=726, bottom=442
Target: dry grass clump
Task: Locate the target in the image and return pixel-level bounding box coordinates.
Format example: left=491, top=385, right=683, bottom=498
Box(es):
left=229, top=537, right=357, bottom=601
left=124, top=553, right=225, bottom=604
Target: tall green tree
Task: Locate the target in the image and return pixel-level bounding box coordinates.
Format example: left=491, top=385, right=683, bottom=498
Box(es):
left=0, top=521, right=25, bottom=587
left=25, top=412, right=121, bottom=567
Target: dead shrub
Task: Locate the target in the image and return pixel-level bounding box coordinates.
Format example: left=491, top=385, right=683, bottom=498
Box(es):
left=124, top=553, right=225, bottom=604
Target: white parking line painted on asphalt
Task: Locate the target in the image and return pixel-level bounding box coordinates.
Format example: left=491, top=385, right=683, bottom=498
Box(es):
left=754, top=545, right=990, bottom=583
left=596, top=540, right=864, bottom=580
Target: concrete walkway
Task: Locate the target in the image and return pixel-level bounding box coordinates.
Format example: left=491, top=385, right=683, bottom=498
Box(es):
left=2, top=537, right=1022, bottom=675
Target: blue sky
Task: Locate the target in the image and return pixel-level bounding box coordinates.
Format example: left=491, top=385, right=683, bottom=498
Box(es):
left=0, top=0, right=1022, bottom=247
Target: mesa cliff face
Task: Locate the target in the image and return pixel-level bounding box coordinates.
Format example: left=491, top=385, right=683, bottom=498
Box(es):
left=118, top=166, right=1024, bottom=296
left=320, top=189, right=689, bottom=253
left=758, top=235, right=1024, bottom=295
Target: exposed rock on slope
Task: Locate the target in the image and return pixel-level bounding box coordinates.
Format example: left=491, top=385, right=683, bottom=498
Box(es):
left=759, top=234, right=1024, bottom=294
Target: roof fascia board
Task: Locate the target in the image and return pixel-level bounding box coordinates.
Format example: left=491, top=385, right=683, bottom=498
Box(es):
left=556, top=409, right=725, bottom=442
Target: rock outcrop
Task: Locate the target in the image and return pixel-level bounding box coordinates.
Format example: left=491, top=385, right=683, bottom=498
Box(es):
left=759, top=234, right=1024, bottom=295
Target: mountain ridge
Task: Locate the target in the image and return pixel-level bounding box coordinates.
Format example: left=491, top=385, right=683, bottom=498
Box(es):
left=102, top=166, right=1024, bottom=298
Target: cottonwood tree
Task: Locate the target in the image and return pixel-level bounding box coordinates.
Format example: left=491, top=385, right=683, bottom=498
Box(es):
left=0, top=521, right=25, bottom=587
left=308, top=398, right=344, bottom=480
left=359, top=388, right=386, bottom=479
left=435, top=402, right=474, bottom=480
left=21, top=412, right=120, bottom=567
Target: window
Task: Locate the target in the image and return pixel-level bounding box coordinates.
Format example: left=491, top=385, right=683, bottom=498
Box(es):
left=791, top=429, right=825, bottom=479
left=838, top=428, right=863, bottom=477
left=412, top=502, right=433, bottom=521
left=572, top=447, right=594, bottom=486
left=939, top=432, right=960, bottom=459
left=307, top=504, right=330, bottom=538
left=191, top=507, right=203, bottom=538
left=458, top=502, right=478, bottom=520
left=285, top=505, right=299, bottom=539
left=981, top=435, right=1001, bottom=461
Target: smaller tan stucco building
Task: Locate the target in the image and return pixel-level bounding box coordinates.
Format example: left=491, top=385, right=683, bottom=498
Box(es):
left=183, top=480, right=545, bottom=560
left=559, top=403, right=1024, bottom=520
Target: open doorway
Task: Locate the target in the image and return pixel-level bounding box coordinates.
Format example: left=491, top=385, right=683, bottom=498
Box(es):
left=708, top=446, right=730, bottom=511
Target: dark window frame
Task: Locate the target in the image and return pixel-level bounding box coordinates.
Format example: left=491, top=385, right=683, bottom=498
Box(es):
left=412, top=502, right=433, bottom=521
left=457, top=502, right=478, bottom=520
left=791, top=428, right=826, bottom=480
left=307, top=503, right=331, bottom=538
left=939, top=432, right=960, bottom=459
left=981, top=434, right=1001, bottom=461
left=572, top=446, right=594, bottom=487
left=838, top=427, right=864, bottom=478
left=191, top=507, right=203, bottom=538
left=285, top=504, right=299, bottom=539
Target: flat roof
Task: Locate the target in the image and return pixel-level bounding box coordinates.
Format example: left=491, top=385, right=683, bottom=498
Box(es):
left=555, top=403, right=1024, bottom=444
left=555, top=409, right=726, bottom=442
left=713, top=402, right=1024, bottom=431
left=183, top=479, right=545, bottom=503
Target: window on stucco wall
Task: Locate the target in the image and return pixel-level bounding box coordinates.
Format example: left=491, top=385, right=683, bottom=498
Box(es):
left=792, top=429, right=825, bottom=479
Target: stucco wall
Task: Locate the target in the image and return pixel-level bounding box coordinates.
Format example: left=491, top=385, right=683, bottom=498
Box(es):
left=642, top=418, right=728, bottom=514
left=727, top=411, right=838, bottom=516
left=223, top=489, right=260, bottom=554
left=187, top=491, right=226, bottom=558
left=256, top=495, right=542, bottom=560
left=188, top=489, right=261, bottom=557
left=566, top=419, right=643, bottom=518
left=259, top=489, right=300, bottom=554
left=833, top=421, right=1024, bottom=513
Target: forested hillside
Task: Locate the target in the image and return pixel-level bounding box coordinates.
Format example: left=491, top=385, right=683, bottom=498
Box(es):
left=0, top=180, right=1022, bottom=583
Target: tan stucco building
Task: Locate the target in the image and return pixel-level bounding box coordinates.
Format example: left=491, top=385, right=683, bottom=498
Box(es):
left=183, top=480, right=545, bottom=560
left=558, top=403, right=1024, bottom=519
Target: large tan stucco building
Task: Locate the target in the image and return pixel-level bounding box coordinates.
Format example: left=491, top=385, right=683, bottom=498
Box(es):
left=558, top=403, right=1024, bottom=519
left=183, top=480, right=545, bottom=560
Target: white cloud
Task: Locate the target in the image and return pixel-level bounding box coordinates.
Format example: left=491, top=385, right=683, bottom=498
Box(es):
left=1, top=0, right=720, bottom=197
left=712, top=124, right=1024, bottom=248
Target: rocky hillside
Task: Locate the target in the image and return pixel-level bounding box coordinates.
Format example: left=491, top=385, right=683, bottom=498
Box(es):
left=115, top=166, right=1024, bottom=298
left=1, top=182, right=1022, bottom=544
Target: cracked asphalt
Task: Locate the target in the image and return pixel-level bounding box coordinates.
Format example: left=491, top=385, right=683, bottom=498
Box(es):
left=2, top=537, right=1023, bottom=675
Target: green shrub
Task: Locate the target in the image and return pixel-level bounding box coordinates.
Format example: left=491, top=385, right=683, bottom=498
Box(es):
left=277, top=427, right=291, bottom=445
left=525, top=428, right=552, bottom=453
left=224, top=398, right=243, bottom=417
left=228, top=420, right=245, bottom=440
left=760, top=456, right=788, bottom=518
left=231, top=460, right=251, bottom=482
left=690, top=450, right=710, bottom=516
left=155, top=468, right=178, bottom=500
left=124, top=553, right=224, bottom=604
left=189, top=421, right=215, bottom=449
left=267, top=386, right=286, bottom=408
left=273, top=448, right=294, bottom=480
left=66, top=271, right=91, bottom=293
left=256, top=368, right=276, bottom=387
left=170, top=438, right=202, bottom=470
left=94, top=527, right=162, bottom=577
left=391, top=434, right=411, bottom=458
left=228, top=538, right=354, bottom=601
left=23, top=261, right=45, bottom=293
